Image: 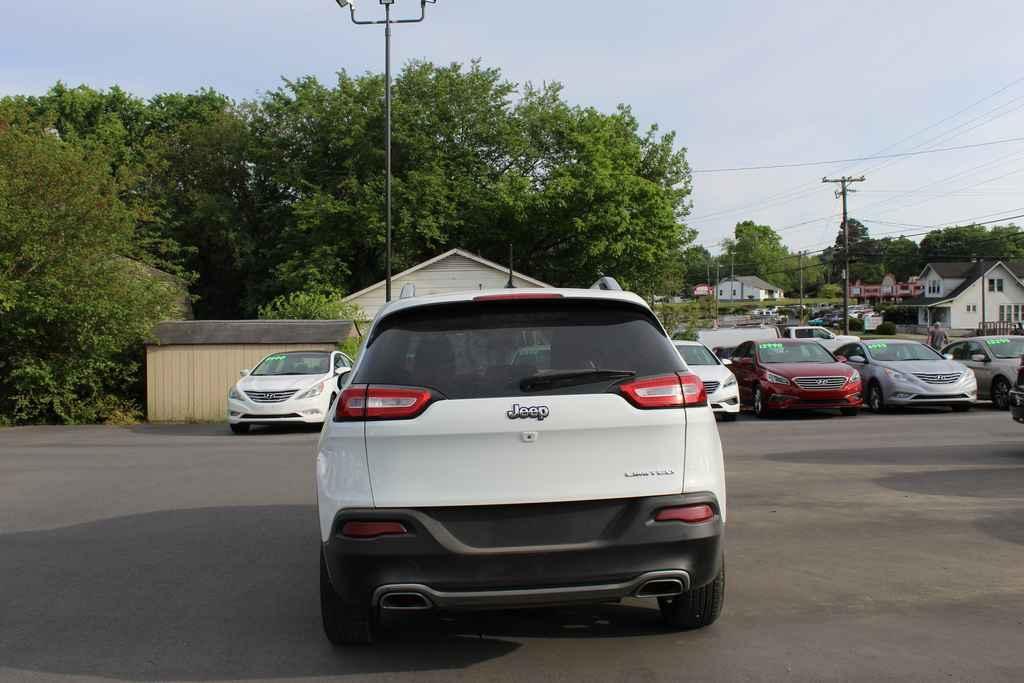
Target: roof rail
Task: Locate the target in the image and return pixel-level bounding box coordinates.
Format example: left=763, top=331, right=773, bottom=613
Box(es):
left=591, top=276, right=622, bottom=291
left=399, top=283, right=416, bottom=299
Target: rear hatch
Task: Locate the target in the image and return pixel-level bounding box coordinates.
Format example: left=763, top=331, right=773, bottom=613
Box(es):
left=348, top=295, right=692, bottom=507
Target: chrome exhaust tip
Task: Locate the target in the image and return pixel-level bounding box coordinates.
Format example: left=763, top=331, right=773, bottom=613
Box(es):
left=379, top=591, right=433, bottom=611
left=634, top=578, right=685, bottom=598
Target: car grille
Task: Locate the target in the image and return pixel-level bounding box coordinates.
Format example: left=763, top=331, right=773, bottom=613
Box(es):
left=703, top=381, right=721, bottom=394
left=244, top=390, right=299, bottom=403
left=912, top=372, right=961, bottom=385
left=793, top=376, right=847, bottom=390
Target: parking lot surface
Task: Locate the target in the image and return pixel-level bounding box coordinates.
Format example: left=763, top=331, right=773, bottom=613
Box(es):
left=2, top=409, right=1023, bottom=682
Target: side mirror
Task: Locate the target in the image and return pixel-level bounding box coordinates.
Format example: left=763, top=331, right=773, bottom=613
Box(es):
left=971, top=353, right=989, bottom=363
left=943, top=353, right=954, bottom=360
left=721, top=358, right=733, bottom=366
left=336, top=370, right=351, bottom=390
left=239, top=369, right=251, bottom=378
left=848, top=355, right=867, bottom=364
left=834, top=355, right=847, bottom=363
left=334, top=365, right=350, bottom=375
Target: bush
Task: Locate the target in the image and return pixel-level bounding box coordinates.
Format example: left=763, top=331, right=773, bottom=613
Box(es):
left=848, top=317, right=865, bottom=332
left=818, top=283, right=843, bottom=299
left=258, top=288, right=366, bottom=322
left=875, top=321, right=897, bottom=335
left=0, top=130, right=180, bottom=424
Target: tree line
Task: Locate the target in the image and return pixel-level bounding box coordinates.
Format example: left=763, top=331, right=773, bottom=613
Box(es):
left=0, top=61, right=694, bottom=423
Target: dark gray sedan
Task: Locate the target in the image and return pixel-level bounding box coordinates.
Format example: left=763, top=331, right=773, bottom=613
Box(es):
left=942, top=336, right=1024, bottom=410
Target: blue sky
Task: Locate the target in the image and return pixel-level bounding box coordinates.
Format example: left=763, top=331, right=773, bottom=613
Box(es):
left=3, top=1, right=1023, bottom=258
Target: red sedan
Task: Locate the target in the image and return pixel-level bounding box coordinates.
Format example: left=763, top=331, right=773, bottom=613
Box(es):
left=729, top=339, right=862, bottom=418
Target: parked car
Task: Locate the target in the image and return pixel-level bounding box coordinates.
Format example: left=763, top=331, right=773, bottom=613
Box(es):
left=778, top=325, right=859, bottom=352
left=729, top=339, right=862, bottom=418
left=835, top=340, right=976, bottom=412
left=942, top=336, right=1024, bottom=410
left=712, top=345, right=736, bottom=360
left=228, top=350, right=353, bottom=433
left=674, top=340, right=740, bottom=421
left=317, top=286, right=726, bottom=644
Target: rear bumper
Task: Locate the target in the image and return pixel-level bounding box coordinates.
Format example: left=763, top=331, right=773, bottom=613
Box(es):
left=322, top=493, right=723, bottom=610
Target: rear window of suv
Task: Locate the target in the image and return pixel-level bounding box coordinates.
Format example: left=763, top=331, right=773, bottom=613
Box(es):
left=354, top=299, right=685, bottom=399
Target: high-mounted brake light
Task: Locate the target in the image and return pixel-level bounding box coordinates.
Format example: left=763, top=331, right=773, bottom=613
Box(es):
left=473, top=293, right=564, bottom=302
left=655, top=504, right=715, bottom=524
left=341, top=521, right=408, bottom=539
left=335, top=385, right=434, bottom=421
left=617, top=373, right=707, bottom=409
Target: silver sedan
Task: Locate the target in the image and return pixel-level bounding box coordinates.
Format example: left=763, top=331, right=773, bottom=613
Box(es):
left=941, top=336, right=1024, bottom=410
left=835, top=339, right=977, bottom=412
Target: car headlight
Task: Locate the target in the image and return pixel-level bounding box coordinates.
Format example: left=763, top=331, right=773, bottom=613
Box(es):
left=722, top=374, right=737, bottom=388
left=296, top=381, right=325, bottom=400
left=229, top=387, right=241, bottom=400
left=765, top=371, right=790, bottom=385
left=883, top=368, right=909, bottom=382
left=848, top=370, right=860, bottom=384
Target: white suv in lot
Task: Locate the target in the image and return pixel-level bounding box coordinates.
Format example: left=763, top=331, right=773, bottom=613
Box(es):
left=316, top=285, right=727, bottom=644
left=228, top=350, right=353, bottom=433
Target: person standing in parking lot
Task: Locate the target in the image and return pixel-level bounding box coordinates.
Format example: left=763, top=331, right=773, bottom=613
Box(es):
left=927, top=322, right=948, bottom=349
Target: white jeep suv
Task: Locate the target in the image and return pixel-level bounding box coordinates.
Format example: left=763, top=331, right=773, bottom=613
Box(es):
left=316, top=285, right=727, bottom=644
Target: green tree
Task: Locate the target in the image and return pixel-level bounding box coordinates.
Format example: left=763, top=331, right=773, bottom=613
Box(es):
left=721, top=220, right=795, bottom=291
left=258, top=288, right=366, bottom=323
left=878, top=236, right=921, bottom=280
left=919, top=224, right=1024, bottom=262
left=0, top=129, right=179, bottom=423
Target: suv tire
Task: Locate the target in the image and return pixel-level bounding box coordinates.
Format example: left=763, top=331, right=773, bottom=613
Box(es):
left=659, top=562, right=725, bottom=630
left=229, top=423, right=250, bottom=435
left=320, top=551, right=374, bottom=645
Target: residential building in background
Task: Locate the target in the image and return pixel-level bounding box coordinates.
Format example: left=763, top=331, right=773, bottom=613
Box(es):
left=716, top=275, right=784, bottom=301
left=902, top=260, right=1024, bottom=330
left=849, top=273, right=923, bottom=304
left=343, top=248, right=551, bottom=319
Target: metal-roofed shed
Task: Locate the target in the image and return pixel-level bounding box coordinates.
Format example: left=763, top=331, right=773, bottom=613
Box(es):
left=145, top=320, right=356, bottom=422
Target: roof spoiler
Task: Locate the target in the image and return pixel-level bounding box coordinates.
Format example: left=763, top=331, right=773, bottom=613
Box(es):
left=591, top=276, right=623, bottom=291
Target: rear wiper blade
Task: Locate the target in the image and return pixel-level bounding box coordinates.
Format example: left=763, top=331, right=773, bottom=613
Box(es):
left=520, top=369, right=636, bottom=391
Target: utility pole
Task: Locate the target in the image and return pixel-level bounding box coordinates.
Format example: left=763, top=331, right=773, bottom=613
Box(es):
left=822, top=175, right=866, bottom=335
left=334, top=0, right=438, bottom=303
left=799, top=250, right=805, bottom=324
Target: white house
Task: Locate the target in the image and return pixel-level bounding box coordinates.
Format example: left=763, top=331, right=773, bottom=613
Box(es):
left=716, top=275, right=784, bottom=302
left=344, top=248, right=552, bottom=319
left=904, top=260, right=1024, bottom=331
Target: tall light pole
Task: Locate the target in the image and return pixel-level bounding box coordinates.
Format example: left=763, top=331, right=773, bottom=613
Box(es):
left=334, top=0, right=438, bottom=303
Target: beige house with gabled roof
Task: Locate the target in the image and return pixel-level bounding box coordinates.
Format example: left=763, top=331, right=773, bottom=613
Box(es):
left=344, top=248, right=552, bottom=319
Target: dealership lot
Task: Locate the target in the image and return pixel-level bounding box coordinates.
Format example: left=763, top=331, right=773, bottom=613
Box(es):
left=1, top=410, right=1022, bottom=682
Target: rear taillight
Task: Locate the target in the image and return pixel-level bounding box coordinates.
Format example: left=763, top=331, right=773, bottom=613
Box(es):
left=654, top=504, right=715, bottom=524
left=341, top=521, right=408, bottom=539
left=335, top=385, right=434, bottom=421
left=617, top=372, right=707, bottom=409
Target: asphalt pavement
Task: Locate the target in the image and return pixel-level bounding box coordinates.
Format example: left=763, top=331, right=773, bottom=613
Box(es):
left=1, top=408, right=1022, bottom=682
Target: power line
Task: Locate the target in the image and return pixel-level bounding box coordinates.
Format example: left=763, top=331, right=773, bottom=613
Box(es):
left=691, top=136, right=1024, bottom=173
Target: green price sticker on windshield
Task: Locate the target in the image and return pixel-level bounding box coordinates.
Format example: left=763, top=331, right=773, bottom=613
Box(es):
left=986, top=338, right=1010, bottom=346
left=267, top=354, right=287, bottom=361
left=867, top=342, right=887, bottom=350
left=758, top=343, right=784, bottom=350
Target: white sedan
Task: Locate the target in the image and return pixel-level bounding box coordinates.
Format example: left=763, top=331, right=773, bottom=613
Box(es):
left=674, top=340, right=740, bottom=421
left=227, top=350, right=353, bottom=434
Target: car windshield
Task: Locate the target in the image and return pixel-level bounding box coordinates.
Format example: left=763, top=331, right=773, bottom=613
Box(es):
left=757, top=342, right=834, bottom=363
left=675, top=344, right=719, bottom=366
left=983, top=337, right=1024, bottom=359
left=355, top=299, right=684, bottom=399
left=252, top=352, right=331, bottom=376
left=864, top=342, right=941, bottom=361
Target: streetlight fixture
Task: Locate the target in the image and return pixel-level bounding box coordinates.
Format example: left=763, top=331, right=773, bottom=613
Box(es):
left=334, top=0, right=438, bottom=303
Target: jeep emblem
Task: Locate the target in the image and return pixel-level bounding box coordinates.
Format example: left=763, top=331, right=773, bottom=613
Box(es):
left=507, top=404, right=550, bottom=421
